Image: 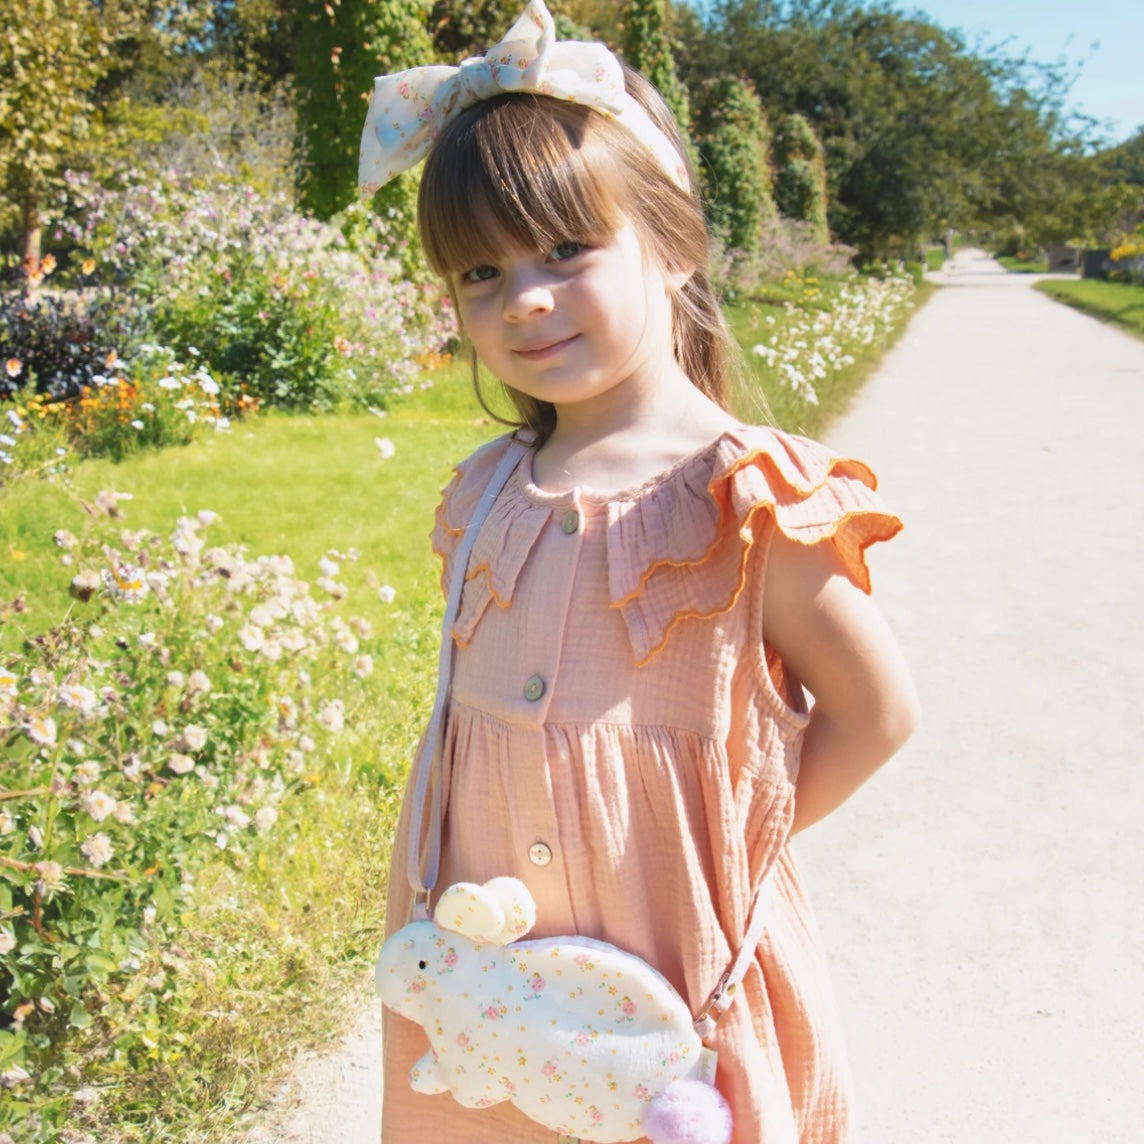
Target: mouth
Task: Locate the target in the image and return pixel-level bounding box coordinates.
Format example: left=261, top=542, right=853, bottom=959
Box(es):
left=512, top=335, right=579, bottom=361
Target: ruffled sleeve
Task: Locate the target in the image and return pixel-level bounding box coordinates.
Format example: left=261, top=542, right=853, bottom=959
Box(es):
left=431, top=434, right=552, bottom=647
left=607, top=426, right=902, bottom=665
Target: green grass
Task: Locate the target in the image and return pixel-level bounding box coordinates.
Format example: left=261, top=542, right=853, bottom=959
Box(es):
left=0, top=285, right=930, bottom=1139
left=1035, top=278, right=1144, bottom=341
left=997, top=253, right=1049, bottom=274
left=925, top=246, right=946, bottom=271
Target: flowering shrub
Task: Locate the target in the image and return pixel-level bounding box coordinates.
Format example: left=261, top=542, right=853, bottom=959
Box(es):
left=0, top=286, right=148, bottom=402
left=749, top=270, right=916, bottom=406
left=56, top=171, right=455, bottom=410
left=1109, top=224, right=1144, bottom=284
left=1, top=344, right=230, bottom=478
left=0, top=494, right=384, bottom=1125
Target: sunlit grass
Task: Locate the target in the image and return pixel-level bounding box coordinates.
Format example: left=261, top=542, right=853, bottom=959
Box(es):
left=1035, top=278, right=1144, bottom=341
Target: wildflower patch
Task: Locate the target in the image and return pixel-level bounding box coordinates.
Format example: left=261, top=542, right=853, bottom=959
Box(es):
left=0, top=490, right=385, bottom=1130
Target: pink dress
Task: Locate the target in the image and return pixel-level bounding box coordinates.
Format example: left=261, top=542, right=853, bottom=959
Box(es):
left=382, top=425, right=902, bottom=1143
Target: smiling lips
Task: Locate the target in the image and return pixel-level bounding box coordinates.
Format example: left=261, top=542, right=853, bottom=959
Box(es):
left=512, top=334, right=579, bottom=360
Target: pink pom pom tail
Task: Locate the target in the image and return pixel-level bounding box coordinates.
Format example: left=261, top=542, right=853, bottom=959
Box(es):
left=644, top=1079, right=732, bottom=1144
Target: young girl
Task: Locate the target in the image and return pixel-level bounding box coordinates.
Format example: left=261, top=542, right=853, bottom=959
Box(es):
left=360, top=4, right=918, bottom=1141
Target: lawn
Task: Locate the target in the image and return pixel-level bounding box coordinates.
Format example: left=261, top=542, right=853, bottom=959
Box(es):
left=1035, top=278, right=1144, bottom=341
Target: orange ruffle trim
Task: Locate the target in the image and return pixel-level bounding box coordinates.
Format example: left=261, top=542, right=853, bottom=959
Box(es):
left=432, top=428, right=902, bottom=664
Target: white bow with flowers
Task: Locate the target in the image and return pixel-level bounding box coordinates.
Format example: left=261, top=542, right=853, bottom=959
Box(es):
left=358, top=0, right=689, bottom=195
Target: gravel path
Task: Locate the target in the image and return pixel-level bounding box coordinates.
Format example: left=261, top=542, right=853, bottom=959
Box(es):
left=242, top=249, right=1144, bottom=1143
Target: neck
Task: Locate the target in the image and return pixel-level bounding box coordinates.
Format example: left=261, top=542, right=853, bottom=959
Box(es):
left=533, top=365, right=738, bottom=493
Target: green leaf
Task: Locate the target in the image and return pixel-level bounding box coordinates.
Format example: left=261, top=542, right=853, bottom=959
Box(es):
left=68, top=1001, right=93, bottom=1029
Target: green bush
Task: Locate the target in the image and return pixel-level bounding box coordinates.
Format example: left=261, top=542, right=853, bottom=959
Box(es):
left=694, top=76, right=774, bottom=255
left=772, top=114, right=830, bottom=244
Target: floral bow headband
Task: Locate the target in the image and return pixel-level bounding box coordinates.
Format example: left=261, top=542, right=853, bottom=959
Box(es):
left=358, top=0, right=690, bottom=196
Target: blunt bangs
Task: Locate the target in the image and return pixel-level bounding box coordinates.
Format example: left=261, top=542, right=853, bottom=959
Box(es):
left=418, top=94, right=632, bottom=275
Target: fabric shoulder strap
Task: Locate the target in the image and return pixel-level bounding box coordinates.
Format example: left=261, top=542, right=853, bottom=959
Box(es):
left=407, top=438, right=529, bottom=917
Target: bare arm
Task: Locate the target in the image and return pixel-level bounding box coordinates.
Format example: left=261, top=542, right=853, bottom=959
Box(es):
left=763, top=530, right=920, bottom=834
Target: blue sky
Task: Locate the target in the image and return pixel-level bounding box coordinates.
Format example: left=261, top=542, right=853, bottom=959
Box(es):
left=875, top=0, right=1143, bottom=144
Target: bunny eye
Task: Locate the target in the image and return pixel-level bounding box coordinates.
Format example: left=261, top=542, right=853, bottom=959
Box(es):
left=418, top=960, right=428, bottom=970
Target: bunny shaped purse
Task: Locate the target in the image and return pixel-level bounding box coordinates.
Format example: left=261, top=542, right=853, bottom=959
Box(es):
left=376, top=877, right=732, bottom=1144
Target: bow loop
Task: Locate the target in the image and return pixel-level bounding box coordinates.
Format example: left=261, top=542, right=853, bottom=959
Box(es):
left=359, top=0, right=688, bottom=196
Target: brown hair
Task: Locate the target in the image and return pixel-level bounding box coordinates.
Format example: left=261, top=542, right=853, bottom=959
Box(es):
left=418, top=63, right=740, bottom=439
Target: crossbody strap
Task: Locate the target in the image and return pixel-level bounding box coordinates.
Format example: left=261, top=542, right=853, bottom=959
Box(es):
left=692, top=870, right=774, bottom=1039
left=408, top=438, right=529, bottom=918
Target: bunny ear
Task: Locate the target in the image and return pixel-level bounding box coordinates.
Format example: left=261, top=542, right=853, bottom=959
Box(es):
left=433, top=879, right=538, bottom=944
left=434, top=882, right=506, bottom=942
left=484, top=877, right=536, bottom=943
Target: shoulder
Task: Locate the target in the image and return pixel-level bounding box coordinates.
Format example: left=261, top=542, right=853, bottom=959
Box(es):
left=438, top=431, right=531, bottom=525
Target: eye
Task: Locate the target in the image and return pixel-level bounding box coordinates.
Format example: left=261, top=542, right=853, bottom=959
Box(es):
left=460, top=264, right=498, bottom=283
left=549, top=241, right=584, bottom=262
left=418, top=960, right=428, bottom=970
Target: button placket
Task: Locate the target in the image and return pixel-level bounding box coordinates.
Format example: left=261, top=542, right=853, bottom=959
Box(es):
left=515, top=495, right=583, bottom=723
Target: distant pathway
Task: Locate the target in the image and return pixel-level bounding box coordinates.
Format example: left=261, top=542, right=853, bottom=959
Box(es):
left=244, top=249, right=1144, bottom=1142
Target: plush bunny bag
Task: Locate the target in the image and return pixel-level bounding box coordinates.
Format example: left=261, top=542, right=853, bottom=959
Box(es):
left=377, top=877, right=732, bottom=1144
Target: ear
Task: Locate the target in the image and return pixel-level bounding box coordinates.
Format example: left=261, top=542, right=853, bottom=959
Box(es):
left=662, top=261, right=694, bottom=294
left=434, top=882, right=505, bottom=942
left=483, top=877, right=536, bottom=943
left=433, top=878, right=537, bottom=945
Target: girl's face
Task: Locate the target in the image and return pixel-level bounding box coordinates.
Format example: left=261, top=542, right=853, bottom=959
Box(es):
left=450, top=222, right=687, bottom=417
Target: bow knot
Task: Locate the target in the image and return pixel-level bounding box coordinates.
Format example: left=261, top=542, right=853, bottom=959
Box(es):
left=359, top=0, right=688, bottom=196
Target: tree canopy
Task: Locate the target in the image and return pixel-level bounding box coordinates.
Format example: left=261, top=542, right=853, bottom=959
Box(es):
left=2, top=0, right=1140, bottom=268
left=676, top=0, right=1133, bottom=256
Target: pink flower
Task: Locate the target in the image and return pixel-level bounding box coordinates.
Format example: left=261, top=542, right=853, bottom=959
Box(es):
left=541, top=1061, right=557, bottom=1078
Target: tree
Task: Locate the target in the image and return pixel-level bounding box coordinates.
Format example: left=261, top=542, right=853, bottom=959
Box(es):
left=1100, top=128, right=1144, bottom=188
left=676, top=0, right=1087, bottom=258
left=772, top=113, right=828, bottom=242
left=621, top=0, right=691, bottom=137
left=295, top=0, right=435, bottom=227
left=693, top=76, right=773, bottom=252
left=0, top=1, right=148, bottom=270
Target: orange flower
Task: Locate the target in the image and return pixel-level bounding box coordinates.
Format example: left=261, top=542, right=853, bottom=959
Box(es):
left=81, top=258, right=96, bottom=275
left=40, top=254, right=57, bottom=274
left=105, top=349, right=119, bottom=368
left=5, top=358, right=20, bottom=378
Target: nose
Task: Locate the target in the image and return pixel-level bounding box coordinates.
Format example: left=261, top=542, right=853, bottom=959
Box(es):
left=501, top=264, right=554, bottom=322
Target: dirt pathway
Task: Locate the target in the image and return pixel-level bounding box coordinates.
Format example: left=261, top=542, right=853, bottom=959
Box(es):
left=242, top=250, right=1144, bottom=1142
